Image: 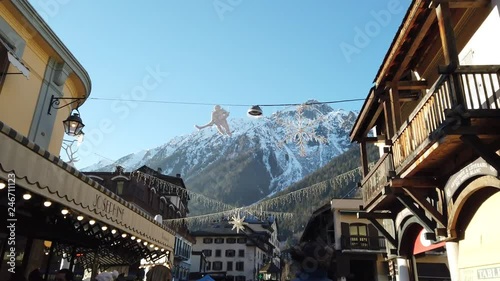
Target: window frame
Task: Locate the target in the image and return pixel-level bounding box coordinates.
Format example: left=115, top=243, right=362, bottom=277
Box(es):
left=203, top=238, right=213, bottom=244
left=212, top=261, right=223, bottom=271
left=225, top=249, right=236, bottom=257
left=214, top=238, right=224, bottom=244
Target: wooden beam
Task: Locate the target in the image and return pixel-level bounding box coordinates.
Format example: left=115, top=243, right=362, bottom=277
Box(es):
left=436, top=2, right=459, bottom=68
left=436, top=2, right=465, bottom=106
left=460, top=135, right=500, bottom=171
left=390, top=84, right=402, bottom=132
left=357, top=212, right=394, bottom=220
left=431, top=0, right=490, bottom=9
left=397, top=80, right=429, bottom=90
left=383, top=94, right=395, bottom=137
left=393, top=9, right=437, bottom=81
left=360, top=142, right=369, bottom=177
left=391, top=177, right=438, bottom=188
left=445, top=126, right=500, bottom=136
left=396, top=194, right=436, bottom=232
left=366, top=217, right=397, bottom=248
left=402, top=187, right=447, bottom=227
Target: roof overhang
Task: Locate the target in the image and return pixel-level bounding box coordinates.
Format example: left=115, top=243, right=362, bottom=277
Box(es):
left=0, top=121, right=175, bottom=252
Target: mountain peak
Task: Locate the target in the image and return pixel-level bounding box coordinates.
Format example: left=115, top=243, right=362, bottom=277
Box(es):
left=82, top=106, right=358, bottom=206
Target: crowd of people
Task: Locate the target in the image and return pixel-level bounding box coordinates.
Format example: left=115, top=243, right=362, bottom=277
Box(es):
left=10, top=266, right=172, bottom=281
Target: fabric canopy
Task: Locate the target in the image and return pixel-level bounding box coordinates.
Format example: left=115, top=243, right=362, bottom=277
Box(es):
left=0, top=121, right=174, bottom=251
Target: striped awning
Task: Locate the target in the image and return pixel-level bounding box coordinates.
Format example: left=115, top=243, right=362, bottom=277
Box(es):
left=0, top=120, right=175, bottom=252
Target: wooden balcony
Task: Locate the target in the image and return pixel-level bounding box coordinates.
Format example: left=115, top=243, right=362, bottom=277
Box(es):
left=392, top=65, right=500, bottom=177
left=362, top=65, right=500, bottom=210
left=341, top=235, right=386, bottom=251
left=361, top=153, right=395, bottom=211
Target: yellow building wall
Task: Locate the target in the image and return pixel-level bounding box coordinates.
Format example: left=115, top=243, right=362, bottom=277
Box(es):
left=0, top=2, right=87, bottom=155
left=0, top=2, right=48, bottom=137
left=458, top=192, right=500, bottom=280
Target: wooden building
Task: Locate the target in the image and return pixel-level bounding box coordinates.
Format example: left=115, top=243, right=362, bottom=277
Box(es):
left=350, top=0, right=500, bottom=280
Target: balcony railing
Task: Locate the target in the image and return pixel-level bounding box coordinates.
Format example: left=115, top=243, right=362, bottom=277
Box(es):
left=361, top=153, right=394, bottom=207
left=341, top=235, right=386, bottom=250
left=392, top=66, right=500, bottom=171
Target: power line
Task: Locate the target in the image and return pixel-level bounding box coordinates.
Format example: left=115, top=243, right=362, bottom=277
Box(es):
left=88, top=97, right=366, bottom=107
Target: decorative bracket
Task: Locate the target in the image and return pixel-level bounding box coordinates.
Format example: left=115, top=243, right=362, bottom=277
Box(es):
left=395, top=193, right=436, bottom=233
left=48, top=94, right=86, bottom=115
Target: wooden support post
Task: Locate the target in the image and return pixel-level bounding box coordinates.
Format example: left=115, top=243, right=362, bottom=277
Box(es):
left=366, top=217, right=397, bottom=248
left=436, top=2, right=465, bottom=106
left=360, top=141, right=369, bottom=177
left=382, top=93, right=395, bottom=138
left=390, top=83, right=402, bottom=133
left=460, top=135, right=500, bottom=171
left=402, top=187, right=447, bottom=227
left=396, top=194, right=436, bottom=233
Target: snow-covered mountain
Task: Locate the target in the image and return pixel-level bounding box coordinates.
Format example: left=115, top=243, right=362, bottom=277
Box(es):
left=82, top=102, right=358, bottom=206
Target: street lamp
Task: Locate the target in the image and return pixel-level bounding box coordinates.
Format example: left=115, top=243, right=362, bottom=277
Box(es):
left=48, top=94, right=86, bottom=136
left=63, top=109, right=85, bottom=137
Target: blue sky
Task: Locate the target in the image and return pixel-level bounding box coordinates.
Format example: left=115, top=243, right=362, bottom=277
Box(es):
left=29, top=0, right=410, bottom=169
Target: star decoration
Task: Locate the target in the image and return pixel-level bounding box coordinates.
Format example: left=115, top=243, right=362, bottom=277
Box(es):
left=229, top=213, right=247, bottom=234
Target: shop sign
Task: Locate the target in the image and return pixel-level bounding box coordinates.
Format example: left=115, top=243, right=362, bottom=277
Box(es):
left=460, top=264, right=500, bottom=280
left=92, top=194, right=125, bottom=221
left=444, top=158, right=497, bottom=202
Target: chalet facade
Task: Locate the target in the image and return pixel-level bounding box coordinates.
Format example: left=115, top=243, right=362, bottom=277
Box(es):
left=296, top=199, right=389, bottom=281
left=350, top=1, right=500, bottom=280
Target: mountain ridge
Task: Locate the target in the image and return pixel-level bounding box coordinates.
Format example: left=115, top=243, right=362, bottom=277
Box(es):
left=82, top=103, right=359, bottom=207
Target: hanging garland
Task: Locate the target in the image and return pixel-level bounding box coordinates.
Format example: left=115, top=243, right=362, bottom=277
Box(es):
left=132, top=166, right=363, bottom=227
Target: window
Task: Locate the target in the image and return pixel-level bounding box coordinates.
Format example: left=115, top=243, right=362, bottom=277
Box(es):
left=215, top=238, right=224, bottom=244
left=148, top=190, right=154, bottom=205
left=235, top=276, right=245, bottom=281
left=0, top=42, right=10, bottom=89
left=159, top=200, right=165, bottom=213
left=349, top=223, right=368, bottom=248
left=225, top=250, right=235, bottom=257
left=213, top=261, right=223, bottom=271
left=226, top=238, right=236, bottom=244
left=116, top=181, right=124, bottom=195
left=203, top=238, right=213, bottom=244
left=227, top=261, right=233, bottom=271
left=202, top=250, right=212, bottom=257
left=206, top=262, right=211, bottom=271
left=236, top=262, right=244, bottom=271
left=237, top=238, right=246, bottom=244
left=238, top=250, right=245, bottom=257
left=215, top=250, right=221, bottom=257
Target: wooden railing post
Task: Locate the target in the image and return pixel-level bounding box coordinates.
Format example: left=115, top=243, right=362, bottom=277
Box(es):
left=436, top=2, right=465, bottom=107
